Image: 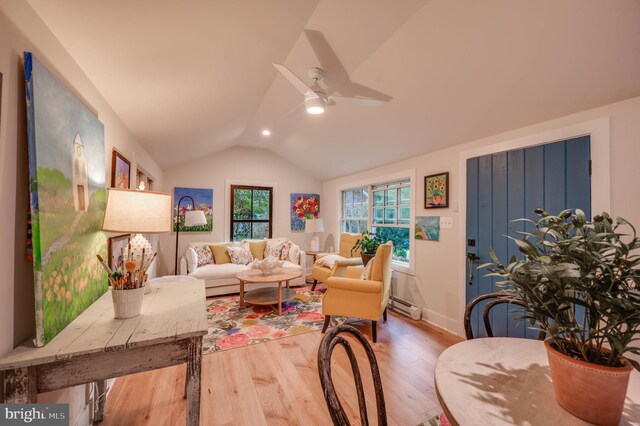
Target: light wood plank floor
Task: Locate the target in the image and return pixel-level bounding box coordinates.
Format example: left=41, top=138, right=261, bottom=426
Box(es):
left=102, top=310, right=462, bottom=425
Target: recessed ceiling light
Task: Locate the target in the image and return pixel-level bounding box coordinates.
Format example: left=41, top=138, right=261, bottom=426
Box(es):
left=261, top=129, right=271, bottom=136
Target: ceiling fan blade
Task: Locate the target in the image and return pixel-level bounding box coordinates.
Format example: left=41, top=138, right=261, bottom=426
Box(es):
left=272, top=63, right=318, bottom=98
left=330, top=96, right=386, bottom=107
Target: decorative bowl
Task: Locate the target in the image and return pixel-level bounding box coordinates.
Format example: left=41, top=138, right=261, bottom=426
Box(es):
left=249, top=256, right=283, bottom=274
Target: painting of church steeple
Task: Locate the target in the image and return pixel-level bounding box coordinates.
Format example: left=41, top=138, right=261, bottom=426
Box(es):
left=24, top=52, right=107, bottom=346
left=72, top=132, right=89, bottom=212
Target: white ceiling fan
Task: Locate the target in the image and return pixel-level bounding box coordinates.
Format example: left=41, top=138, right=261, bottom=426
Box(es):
left=272, top=63, right=387, bottom=115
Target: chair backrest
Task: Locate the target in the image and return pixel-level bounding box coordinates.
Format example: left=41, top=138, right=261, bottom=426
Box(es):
left=318, top=324, right=387, bottom=426
left=464, top=291, right=546, bottom=340
left=339, top=233, right=361, bottom=258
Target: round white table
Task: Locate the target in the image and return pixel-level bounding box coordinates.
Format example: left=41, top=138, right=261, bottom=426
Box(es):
left=435, top=338, right=640, bottom=425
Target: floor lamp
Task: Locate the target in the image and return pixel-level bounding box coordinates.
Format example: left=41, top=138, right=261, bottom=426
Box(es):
left=174, top=195, right=207, bottom=274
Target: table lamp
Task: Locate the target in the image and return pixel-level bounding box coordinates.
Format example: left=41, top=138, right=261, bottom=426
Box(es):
left=102, top=188, right=172, bottom=267
left=305, top=218, right=324, bottom=252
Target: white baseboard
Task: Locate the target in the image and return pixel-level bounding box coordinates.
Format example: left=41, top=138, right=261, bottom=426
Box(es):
left=420, top=307, right=462, bottom=337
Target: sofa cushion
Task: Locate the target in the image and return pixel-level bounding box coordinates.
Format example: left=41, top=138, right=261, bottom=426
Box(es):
left=189, top=263, right=248, bottom=280
left=247, top=240, right=267, bottom=260
left=265, top=239, right=286, bottom=258
left=194, top=245, right=213, bottom=267
left=288, top=244, right=300, bottom=265
left=210, top=243, right=231, bottom=264
left=227, top=246, right=253, bottom=265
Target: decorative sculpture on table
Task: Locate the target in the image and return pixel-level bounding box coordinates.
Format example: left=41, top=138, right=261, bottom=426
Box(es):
left=24, top=52, right=107, bottom=345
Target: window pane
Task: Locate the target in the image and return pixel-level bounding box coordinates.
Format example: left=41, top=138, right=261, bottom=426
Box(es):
left=233, top=222, right=251, bottom=241
left=354, top=189, right=362, bottom=203
left=359, top=220, right=368, bottom=233
left=373, top=191, right=384, bottom=206
left=386, top=189, right=397, bottom=206
left=353, top=204, right=361, bottom=219
left=362, top=204, right=369, bottom=218
left=373, top=226, right=410, bottom=263
left=400, top=186, right=411, bottom=205
left=399, top=207, right=411, bottom=224
left=362, top=188, right=369, bottom=203
left=252, top=222, right=269, bottom=240
left=384, top=207, right=396, bottom=224
left=253, top=190, right=270, bottom=220
left=345, top=191, right=353, bottom=205
left=233, top=189, right=252, bottom=220
left=345, top=205, right=353, bottom=219
left=373, top=207, right=384, bottom=224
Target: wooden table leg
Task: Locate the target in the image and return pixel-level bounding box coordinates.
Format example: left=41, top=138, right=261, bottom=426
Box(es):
left=185, top=336, right=203, bottom=426
left=239, top=280, right=245, bottom=308
left=278, top=281, right=282, bottom=315
left=2, top=367, right=37, bottom=403
left=94, top=380, right=107, bottom=424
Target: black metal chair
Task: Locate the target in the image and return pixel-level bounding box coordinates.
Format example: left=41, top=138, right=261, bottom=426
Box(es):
left=463, top=291, right=546, bottom=340
left=317, top=324, right=387, bottom=426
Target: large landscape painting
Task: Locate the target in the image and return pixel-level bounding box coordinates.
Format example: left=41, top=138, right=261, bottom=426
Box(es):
left=25, top=52, right=107, bottom=346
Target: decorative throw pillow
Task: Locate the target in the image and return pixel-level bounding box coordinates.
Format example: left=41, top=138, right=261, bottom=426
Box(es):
left=227, top=246, right=254, bottom=265
left=210, top=243, right=231, bottom=264
left=315, top=254, right=345, bottom=269
left=264, top=239, right=286, bottom=258
left=288, top=244, right=300, bottom=265
left=247, top=240, right=267, bottom=260
left=280, top=241, right=292, bottom=261
left=361, top=259, right=374, bottom=280
left=185, top=247, right=198, bottom=272
left=194, top=245, right=213, bottom=267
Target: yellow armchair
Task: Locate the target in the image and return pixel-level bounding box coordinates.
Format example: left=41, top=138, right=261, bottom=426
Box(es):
left=311, top=233, right=362, bottom=290
left=321, top=241, right=393, bottom=342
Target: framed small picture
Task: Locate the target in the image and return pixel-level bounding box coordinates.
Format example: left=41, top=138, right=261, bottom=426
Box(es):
left=108, top=234, right=130, bottom=271
left=111, top=150, right=131, bottom=188
left=424, top=172, right=449, bottom=208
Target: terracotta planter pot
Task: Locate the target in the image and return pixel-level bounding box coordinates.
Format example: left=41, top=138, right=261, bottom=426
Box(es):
left=544, top=338, right=633, bottom=425
left=361, top=253, right=375, bottom=266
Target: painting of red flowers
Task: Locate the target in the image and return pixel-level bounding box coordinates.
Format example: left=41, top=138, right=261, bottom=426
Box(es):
left=290, top=193, right=320, bottom=230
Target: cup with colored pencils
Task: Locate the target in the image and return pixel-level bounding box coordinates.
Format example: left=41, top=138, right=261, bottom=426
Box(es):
left=96, top=247, right=156, bottom=319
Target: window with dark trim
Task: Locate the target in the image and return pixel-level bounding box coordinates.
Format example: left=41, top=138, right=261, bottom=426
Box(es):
left=230, top=185, right=273, bottom=241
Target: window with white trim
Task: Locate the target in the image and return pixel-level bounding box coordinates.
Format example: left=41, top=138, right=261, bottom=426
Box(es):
left=341, top=179, right=411, bottom=264
left=371, top=180, right=411, bottom=263
left=341, top=187, right=369, bottom=234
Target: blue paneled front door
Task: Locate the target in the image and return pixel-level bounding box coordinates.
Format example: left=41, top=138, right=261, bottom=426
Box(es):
left=465, top=136, right=591, bottom=338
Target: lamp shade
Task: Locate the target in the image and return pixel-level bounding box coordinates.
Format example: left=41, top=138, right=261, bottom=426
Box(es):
left=305, top=218, right=325, bottom=233
left=102, top=188, right=172, bottom=234
left=184, top=210, right=207, bottom=227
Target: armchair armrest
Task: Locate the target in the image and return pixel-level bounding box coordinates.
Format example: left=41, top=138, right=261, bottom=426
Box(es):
left=326, top=277, right=382, bottom=294
left=315, top=252, right=338, bottom=259
left=334, top=258, right=363, bottom=267
left=179, top=256, right=188, bottom=275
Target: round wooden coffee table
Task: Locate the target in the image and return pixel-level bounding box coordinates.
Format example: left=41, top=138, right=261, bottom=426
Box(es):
left=236, top=268, right=302, bottom=315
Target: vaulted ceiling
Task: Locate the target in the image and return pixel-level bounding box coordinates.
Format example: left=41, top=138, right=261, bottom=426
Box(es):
left=28, top=0, right=640, bottom=180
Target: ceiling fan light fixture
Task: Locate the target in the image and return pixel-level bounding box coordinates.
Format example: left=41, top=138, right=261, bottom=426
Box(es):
left=305, top=97, right=325, bottom=115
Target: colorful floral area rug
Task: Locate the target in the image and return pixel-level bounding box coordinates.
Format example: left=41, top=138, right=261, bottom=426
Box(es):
left=203, top=286, right=345, bottom=354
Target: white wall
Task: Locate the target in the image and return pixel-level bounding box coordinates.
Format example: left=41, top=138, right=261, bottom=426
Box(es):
left=0, top=2, right=163, bottom=424
left=158, top=146, right=322, bottom=275
left=322, top=95, right=640, bottom=336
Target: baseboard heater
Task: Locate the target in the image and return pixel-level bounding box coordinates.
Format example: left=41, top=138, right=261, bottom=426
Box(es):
left=390, top=296, right=421, bottom=320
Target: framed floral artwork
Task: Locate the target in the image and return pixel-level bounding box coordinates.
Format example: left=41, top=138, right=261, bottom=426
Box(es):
left=290, top=193, right=320, bottom=230
left=111, top=150, right=131, bottom=188
left=424, top=172, right=449, bottom=208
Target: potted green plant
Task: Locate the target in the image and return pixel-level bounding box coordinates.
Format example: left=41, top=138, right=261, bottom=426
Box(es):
left=352, top=230, right=382, bottom=265
left=482, top=209, right=640, bottom=426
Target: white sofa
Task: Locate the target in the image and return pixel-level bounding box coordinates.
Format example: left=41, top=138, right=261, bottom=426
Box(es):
left=179, top=240, right=306, bottom=297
